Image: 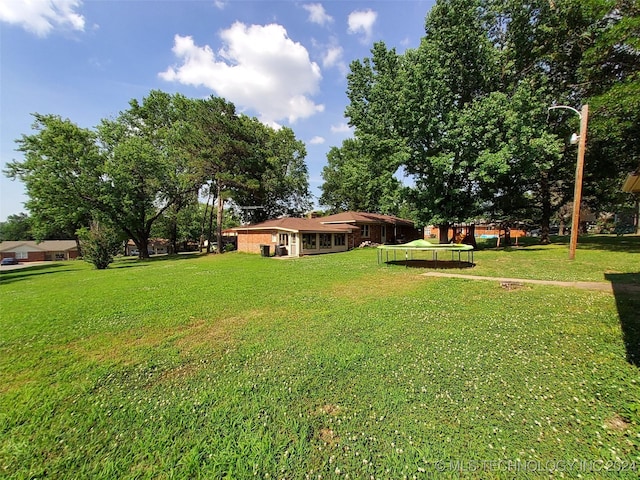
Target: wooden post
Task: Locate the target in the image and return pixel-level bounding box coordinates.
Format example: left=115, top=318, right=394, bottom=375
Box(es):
left=636, top=197, right=640, bottom=235
left=569, top=104, right=588, bottom=260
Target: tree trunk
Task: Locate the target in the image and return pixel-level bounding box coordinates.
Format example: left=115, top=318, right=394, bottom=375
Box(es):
left=133, top=237, right=151, bottom=259
left=216, top=183, right=224, bottom=254
left=200, top=192, right=211, bottom=252
left=168, top=218, right=178, bottom=255
left=504, top=227, right=512, bottom=247
left=438, top=223, right=450, bottom=244
left=462, top=224, right=477, bottom=248
left=540, top=172, right=551, bottom=245
left=75, top=236, right=83, bottom=258
left=635, top=198, right=640, bottom=235
left=206, top=206, right=214, bottom=254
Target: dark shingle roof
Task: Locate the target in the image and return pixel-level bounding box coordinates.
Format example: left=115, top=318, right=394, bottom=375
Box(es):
left=232, top=217, right=356, bottom=233
left=320, top=211, right=415, bottom=227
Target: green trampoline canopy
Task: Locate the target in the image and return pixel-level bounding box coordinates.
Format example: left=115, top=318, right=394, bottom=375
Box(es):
left=377, top=239, right=474, bottom=266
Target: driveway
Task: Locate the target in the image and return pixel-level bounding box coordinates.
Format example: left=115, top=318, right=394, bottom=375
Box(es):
left=0, top=261, right=48, bottom=271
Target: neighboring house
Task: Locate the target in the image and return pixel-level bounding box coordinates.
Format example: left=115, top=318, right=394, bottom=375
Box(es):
left=320, top=211, right=422, bottom=246
left=202, top=231, right=239, bottom=250
left=232, top=217, right=358, bottom=257
left=622, top=170, right=640, bottom=194
left=623, top=169, right=640, bottom=234
left=125, top=239, right=169, bottom=256
left=232, top=212, right=421, bottom=257
left=0, top=240, right=79, bottom=262
left=424, top=224, right=527, bottom=241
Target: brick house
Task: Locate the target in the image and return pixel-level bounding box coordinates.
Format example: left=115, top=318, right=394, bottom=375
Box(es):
left=232, top=217, right=357, bottom=257
left=232, top=212, right=421, bottom=257
left=319, top=211, right=421, bottom=246
left=0, top=240, right=79, bottom=262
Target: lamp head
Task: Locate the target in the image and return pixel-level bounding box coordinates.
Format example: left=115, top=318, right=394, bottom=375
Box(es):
left=570, top=133, right=579, bottom=145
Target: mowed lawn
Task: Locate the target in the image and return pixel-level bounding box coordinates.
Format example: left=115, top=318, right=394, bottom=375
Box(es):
left=1, top=237, right=639, bottom=479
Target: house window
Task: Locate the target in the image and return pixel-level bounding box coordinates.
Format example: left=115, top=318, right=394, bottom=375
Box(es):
left=302, top=233, right=317, bottom=249
left=334, top=234, right=345, bottom=246
left=279, top=233, right=289, bottom=245
left=319, top=233, right=332, bottom=249
left=361, top=225, right=370, bottom=238
left=16, top=251, right=28, bottom=260
left=271, top=233, right=277, bottom=243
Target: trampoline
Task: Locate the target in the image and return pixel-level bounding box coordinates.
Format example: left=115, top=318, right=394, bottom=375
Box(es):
left=377, top=239, right=474, bottom=268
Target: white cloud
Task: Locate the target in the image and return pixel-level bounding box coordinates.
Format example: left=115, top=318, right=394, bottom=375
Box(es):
left=213, top=0, right=227, bottom=9
left=309, top=136, right=325, bottom=145
left=0, top=0, right=85, bottom=37
left=330, top=123, right=352, bottom=133
left=322, top=45, right=342, bottom=68
left=322, top=44, right=348, bottom=76
left=303, top=3, right=333, bottom=26
left=347, top=9, right=377, bottom=43
left=160, top=23, right=324, bottom=124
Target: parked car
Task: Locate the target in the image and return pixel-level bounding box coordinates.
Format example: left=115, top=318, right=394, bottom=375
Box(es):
left=1, top=257, right=19, bottom=265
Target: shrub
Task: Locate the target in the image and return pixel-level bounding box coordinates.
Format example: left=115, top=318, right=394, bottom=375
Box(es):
left=77, top=222, right=122, bottom=269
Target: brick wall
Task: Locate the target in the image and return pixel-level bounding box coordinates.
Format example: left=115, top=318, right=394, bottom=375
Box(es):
left=1, top=250, right=78, bottom=262
left=352, top=223, right=421, bottom=246
left=27, top=252, right=46, bottom=262
left=237, top=231, right=277, bottom=255
left=352, top=224, right=382, bottom=246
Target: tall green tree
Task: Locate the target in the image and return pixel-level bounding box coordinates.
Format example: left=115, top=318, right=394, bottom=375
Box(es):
left=178, top=96, right=258, bottom=253
left=96, top=91, right=199, bottom=258
left=233, top=120, right=312, bottom=223
left=337, top=0, right=638, bottom=245
left=319, top=137, right=402, bottom=214
left=0, top=213, right=33, bottom=241
left=339, top=1, right=512, bottom=242
left=124, top=91, right=201, bottom=255
left=255, top=124, right=312, bottom=221
left=578, top=0, right=640, bottom=212
left=8, top=91, right=313, bottom=256
left=5, top=114, right=101, bottom=243
left=7, top=93, right=201, bottom=259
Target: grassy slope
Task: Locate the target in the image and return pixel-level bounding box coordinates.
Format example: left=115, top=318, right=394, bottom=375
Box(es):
left=1, top=236, right=639, bottom=479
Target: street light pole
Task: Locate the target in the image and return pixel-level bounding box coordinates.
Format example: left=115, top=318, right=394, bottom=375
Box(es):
left=548, top=104, right=589, bottom=260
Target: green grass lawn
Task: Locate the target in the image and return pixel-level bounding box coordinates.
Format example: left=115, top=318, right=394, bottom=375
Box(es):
left=1, top=236, right=639, bottom=479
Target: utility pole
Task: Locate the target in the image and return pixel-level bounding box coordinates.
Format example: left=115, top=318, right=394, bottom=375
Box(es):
left=548, top=104, right=589, bottom=260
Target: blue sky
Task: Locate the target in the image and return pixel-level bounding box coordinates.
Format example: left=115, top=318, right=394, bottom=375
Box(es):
left=0, top=0, right=435, bottom=221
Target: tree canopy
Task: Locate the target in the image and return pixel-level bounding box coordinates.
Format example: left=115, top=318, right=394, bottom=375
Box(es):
left=0, top=213, right=33, bottom=241
left=320, top=137, right=403, bottom=214
left=5, top=91, right=311, bottom=257
left=329, top=0, right=639, bottom=242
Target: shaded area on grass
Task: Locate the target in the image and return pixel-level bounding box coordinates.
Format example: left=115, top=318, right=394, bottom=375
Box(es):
left=606, top=272, right=640, bottom=367
left=115, top=252, right=203, bottom=265
left=0, top=263, right=74, bottom=285
left=550, top=234, right=640, bottom=253
left=385, top=260, right=475, bottom=269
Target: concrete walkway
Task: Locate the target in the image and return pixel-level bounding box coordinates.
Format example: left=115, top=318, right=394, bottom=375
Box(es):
left=422, top=272, right=640, bottom=293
